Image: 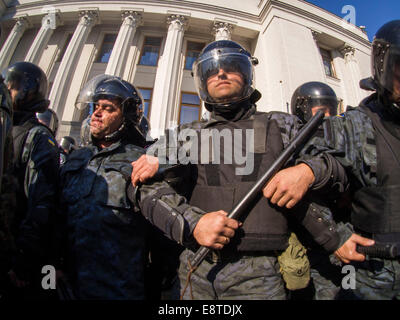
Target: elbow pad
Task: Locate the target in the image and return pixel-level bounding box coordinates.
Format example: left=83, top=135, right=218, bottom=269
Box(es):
left=139, top=187, right=188, bottom=245
left=299, top=202, right=340, bottom=252
left=314, top=153, right=347, bottom=192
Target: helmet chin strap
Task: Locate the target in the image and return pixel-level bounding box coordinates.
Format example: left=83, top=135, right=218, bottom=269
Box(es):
left=103, top=122, right=126, bottom=142
left=205, top=90, right=260, bottom=113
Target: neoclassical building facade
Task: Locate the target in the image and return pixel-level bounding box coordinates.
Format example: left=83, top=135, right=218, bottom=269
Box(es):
left=0, top=0, right=372, bottom=141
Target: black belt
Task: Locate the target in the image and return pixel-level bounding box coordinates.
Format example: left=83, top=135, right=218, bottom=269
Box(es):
left=204, top=250, right=277, bottom=263
left=354, top=227, right=400, bottom=244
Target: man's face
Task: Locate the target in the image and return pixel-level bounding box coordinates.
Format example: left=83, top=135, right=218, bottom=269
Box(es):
left=6, top=83, right=18, bottom=110
left=206, top=68, right=244, bottom=103
left=90, top=98, right=124, bottom=140
left=311, top=105, right=331, bottom=117
left=391, top=63, right=400, bottom=103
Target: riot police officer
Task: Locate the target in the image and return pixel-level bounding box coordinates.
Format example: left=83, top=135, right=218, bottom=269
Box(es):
left=58, top=74, right=153, bottom=299
left=58, top=136, right=76, bottom=165
left=139, top=115, right=150, bottom=138
left=1, top=61, right=59, bottom=299
left=289, top=81, right=344, bottom=300
left=133, top=40, right=340, bottom=300
left=291, top=81, right=339, bottom=121
left=269, top=20, right=400, bottom=300
left=36, top=108, right=59, bottom=137
left=0, top=76, right=13, bottom=189
left=79, top=115, right=91, bottom=147
left=0, top=75, right=16, bottom=298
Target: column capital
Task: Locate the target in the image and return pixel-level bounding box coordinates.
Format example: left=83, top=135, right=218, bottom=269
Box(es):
left=14, top=15, right=32, bottom=30
left=41, top=11, right=63, bottom=30
left=78, top=9, right=99, bottom=26
left=166, top=14, right=188, bottom=31
left=310, top=29, right=322, bottom=41
left=121, top=11, right=143, bottom=27
left=212, top=21, right=234, bottom=40
left=339, top=44, right=355, bottom=56
left=339, top=44, right=356, bottom=62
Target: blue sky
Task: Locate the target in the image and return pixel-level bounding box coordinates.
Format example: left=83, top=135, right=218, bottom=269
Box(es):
left=305, top=0, right=400, bottom=41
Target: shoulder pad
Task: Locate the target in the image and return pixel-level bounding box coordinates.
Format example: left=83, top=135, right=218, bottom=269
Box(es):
left=344, top=105, right=358, bottom=112
left=119, top=143, right=147, bottom=161
left=66, top=147, right=93, bottom=163
left=21, top=125, right=57, bottom=163
left=265, top=110, right=299, bottom=122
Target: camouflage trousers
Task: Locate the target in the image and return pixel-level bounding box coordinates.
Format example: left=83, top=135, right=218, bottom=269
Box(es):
left=309, top=251, right=342, bottom=300
left=340, top=257, right=400, bottom=300
left=173, top=249, right=287, bottom=300
left=289, top=250, right=342, bottom=300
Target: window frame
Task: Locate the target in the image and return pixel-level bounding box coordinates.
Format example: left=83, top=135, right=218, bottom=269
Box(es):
left=96, top=33, right=118, bottom=63
left=138, top=36, right=163, bottom=67
left=137, top=87, right=153, bottom=119
left=178, top=91, right=201, bottom=125
left=319, top=47, right=338, bottom=79
left=184, top=41, right=206, bottom=71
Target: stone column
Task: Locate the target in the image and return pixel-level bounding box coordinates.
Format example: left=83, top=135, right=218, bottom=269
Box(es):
left=48, top=9, right=98, bottom=115
left=0, top=17, right=30, bottom=70
left=25, top=11, right=62, bottom=64
left=150, top=14, right=187, bottom=137
left=340, top=44, right=362, bottom=104
left=213, top=21, right=234, bottom=41
left=105, top=11, right=142, bottom=77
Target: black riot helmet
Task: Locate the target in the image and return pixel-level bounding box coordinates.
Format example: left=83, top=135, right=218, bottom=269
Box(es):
left=75, top=74, right=143, bottom=126
left=371, top=20, right=400, bottom=106
left=192, top=40, right=258, bottom=105
left=139, top=115, right=150, bottom=138
left=60, top=136, right=76, bottom=154
left=291, top=81, right=339, bottom=123
left=2, top=62, right=49, bottom=112
left=75, top=74, right=144, bottom=143
left=36, top=108, right=59, bottom=136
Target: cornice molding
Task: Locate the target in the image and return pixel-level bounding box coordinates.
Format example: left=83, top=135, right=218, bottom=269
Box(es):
left=5, top=0, right=371, bottom=47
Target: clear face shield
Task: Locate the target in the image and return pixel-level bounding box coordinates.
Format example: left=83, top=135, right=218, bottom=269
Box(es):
left=308, top=97, right=339, bottom=116
left=192, top=49, right=256, bottom=104
left=76, top=75, right=125, bottom=111
left=2, top=64, right=49, bottom=112
left=381, top=45, right=400, bottom=104
left=75, top=74, right=143, bottom=124
left=295, top=96, right=338, bottom=121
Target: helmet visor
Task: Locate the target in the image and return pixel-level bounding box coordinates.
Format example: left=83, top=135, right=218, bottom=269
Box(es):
left=381, top=45, right=400, bottom=101
left=308, top=97, right=339, bottom=113
left=2, top=63, right=48, bottom=109
left=193, top=51, right=255, bottom=104
left=75, top=74, right=134, bottom=110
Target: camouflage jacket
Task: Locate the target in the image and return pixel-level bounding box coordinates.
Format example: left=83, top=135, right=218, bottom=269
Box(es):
left=59, top=139, right=151, bottom=299
left=138, top=104, right=340, bottom=251
left=299, top=93, right=386, bottom=242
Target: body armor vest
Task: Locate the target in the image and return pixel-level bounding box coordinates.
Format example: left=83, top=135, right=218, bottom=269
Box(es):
left=188, top=112, right=289, bottom=252
left=352, top=102, right=400, bottom=238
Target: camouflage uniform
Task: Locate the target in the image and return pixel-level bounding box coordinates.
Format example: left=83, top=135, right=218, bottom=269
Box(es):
left=288, top=198, right=345, bottom=300
left=138, top=103, right=338, bottom=300
left=300, top=93, right=400, bottom=300
left=59, top=140, right=151, bottom=299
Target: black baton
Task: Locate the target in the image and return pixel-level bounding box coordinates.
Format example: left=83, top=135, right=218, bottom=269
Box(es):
left=357, top=243, right=399, bottom=259
left=189, top=110, right=326, bottom=270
